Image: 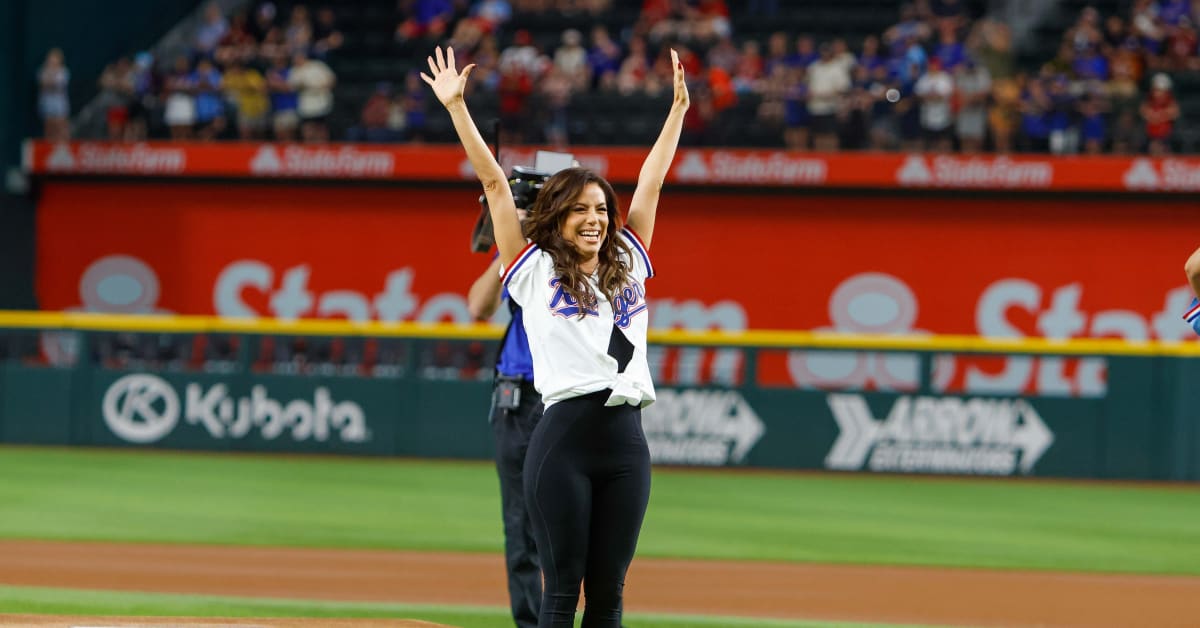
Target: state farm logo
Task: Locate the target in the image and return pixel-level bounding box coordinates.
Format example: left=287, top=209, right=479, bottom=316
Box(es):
left=45, top=143, right=186, bottom=174
left=250, top=145, right=395, bottom=177
left=674, top=150, right=826, bottom=185
left=103, top=374, right=181, bottom=444
left=896, top=155, right=1052, bottom=188
left=1122, top=158, right=1200, bottom=191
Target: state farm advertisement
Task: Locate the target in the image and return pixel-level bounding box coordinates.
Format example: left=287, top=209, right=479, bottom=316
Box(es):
left=36, top=182, right=1198, bottom=396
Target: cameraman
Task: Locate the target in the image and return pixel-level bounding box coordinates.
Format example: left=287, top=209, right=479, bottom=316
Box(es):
left=468, top=200, right=542, bottom=628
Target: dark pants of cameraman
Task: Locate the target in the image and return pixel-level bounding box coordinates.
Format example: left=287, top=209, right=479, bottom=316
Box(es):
left=491, top=376, right=544, bottom=628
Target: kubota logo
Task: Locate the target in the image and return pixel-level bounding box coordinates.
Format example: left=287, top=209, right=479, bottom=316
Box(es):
left=103, top=374, right=181, bottom=443
left=100, top=375, right=370, bottom=444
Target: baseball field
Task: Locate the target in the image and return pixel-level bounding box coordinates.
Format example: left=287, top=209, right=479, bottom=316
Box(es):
left=1, top=445, right=1199, bottom=627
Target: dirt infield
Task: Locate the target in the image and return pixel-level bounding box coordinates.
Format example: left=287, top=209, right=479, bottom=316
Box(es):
left=2, top=540, right=1200, bottom=627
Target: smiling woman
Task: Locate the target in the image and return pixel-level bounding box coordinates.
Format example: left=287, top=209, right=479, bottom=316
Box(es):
left=422, top=44, right=689, bottom=628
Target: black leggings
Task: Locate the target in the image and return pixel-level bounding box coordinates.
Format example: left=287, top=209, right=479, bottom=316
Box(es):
left=523, top=389, right=652, bottom=627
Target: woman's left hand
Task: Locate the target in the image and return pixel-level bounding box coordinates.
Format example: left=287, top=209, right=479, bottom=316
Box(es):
left=670, top=48, right=689, bottom=111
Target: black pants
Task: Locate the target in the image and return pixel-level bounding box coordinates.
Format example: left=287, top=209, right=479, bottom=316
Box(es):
left=491, top=378, right=544, bottom=628
left=523, top=390, right=652, bottom=628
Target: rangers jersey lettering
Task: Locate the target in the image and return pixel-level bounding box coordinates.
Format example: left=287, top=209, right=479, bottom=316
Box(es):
left=502, top=227, right=656, bottom=408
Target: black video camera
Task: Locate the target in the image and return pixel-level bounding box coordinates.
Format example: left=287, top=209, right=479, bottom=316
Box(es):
left=470, top=166, right=553, bottom=253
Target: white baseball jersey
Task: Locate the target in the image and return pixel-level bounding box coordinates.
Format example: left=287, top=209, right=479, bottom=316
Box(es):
left=501, top=227, right=655, bottom=409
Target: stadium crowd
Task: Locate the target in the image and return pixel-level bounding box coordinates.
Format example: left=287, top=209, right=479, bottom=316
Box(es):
left=37, top=0, right=1200, bottom=154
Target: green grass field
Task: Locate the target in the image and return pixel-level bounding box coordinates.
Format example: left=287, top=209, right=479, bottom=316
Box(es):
left=1, top=445, right=1199, bottom=625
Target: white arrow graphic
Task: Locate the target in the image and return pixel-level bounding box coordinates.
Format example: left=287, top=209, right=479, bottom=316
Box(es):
left=825, top=394, right=884, bottom=470
left=1012, top=400, right=1054, bottom=473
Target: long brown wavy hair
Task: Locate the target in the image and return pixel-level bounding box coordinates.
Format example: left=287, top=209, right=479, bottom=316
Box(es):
left=524, top=167, right=634, bottom=316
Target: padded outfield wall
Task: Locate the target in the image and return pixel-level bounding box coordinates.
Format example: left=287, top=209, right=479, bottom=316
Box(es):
left=12, top=143, right=1200, bottom=480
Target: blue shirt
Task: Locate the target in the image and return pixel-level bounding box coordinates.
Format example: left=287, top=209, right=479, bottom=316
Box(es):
left=496, top=286, right=534, bottom=379
left=1185, top=297, right=1200, bottom=336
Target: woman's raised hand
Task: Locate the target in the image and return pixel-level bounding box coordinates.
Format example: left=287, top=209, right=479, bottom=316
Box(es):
left=420, top=46, right=475, bottom=108
left=670, top=48, right=689, bottom=111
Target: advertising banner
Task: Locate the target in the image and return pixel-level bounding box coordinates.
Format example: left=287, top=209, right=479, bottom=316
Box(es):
left=24, top=140, right=1200, bottom=193
left=36, top=182, right=1199, bottom=397
left=90, top=370, right=396, bottom=455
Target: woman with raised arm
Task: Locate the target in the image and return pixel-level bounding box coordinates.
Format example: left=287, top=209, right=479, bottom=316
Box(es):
left=423, top=45, right=688, bottom=627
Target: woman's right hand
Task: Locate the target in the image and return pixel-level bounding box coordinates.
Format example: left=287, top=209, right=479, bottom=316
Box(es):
left=420, top=46, right=475, bottom=108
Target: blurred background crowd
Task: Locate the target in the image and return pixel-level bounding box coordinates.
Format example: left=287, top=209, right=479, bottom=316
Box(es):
left=35, top=0, right=1200, bottom=154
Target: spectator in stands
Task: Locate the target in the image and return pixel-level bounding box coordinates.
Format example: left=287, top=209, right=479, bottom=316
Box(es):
left=554, top=29, right=590, bottom=92
left=311, top=7, right=344, bottom=59
left=266, top=53, right=300, bottom=141
left=732, top=39, right=764, bottom=93
left=988, top=70, right=1020, bottom=153
left=929, top=0, right=967, bottom=32
left=1131, top=0, right=1165, bottom=62
left=841, top=65, right=873, bottom=150
left=289, top=51, right=337, bottom=143
left=215, top=9, right=258, bottom=68
left=192, top=57, right=227, bottom=140
left=1045, top=74, right=1077, bottom=154
left=1102, top=15, right=1128, bottom=54
left=498, top=56, right=535, bottom=145
left=807, top=43, right=851, bottom=151
left=1108, top=39, right=1142, bottom=116
left=1019, top=75, right=1052, bottom=152
left=471, top=0, right=513, bottom=34
left=350, top=82, right=399, bottom=143
left=539, top=67, right=573, bottom=148
left=1141, top=72, right=1179, bottom=154
left=249, top=1, right=278, bottom=42
left=1073, top=44, right=1110, bottom=83
left=1077, top=89, right=1108, bottom=154
left=885, top=4, right=931, bottom=57
left=163, top=55, right=197, bottom=140
left=783, top=65, right=811, bottom=150
left=760, top=31, right=787, bottom=76
left=867, top=64, right=901, bottom=150
left=587, top=25, right=623, bottom=89
left=954, top=58, right=990, bottom=153
left=788, top=35, right=819, bottom=69
left=859, top=35, right=885, bottom=73
left=914, top=57, right=954, bottom=152
left=124, top=52, right=157, bottom=142
left=285, top=5, right=314, bottom=57
left=97, top=57, right=136, bottom=141
left=1065, top=6, right=1103, bottom=53
left=689, top=0, right=733, bottom=44
left=195, top=2, right=230, bottom=60
left=616, top=38, right=651, bottom=95
left=401, top=71, right=429, bottom=141
left=705, top=35, right=738, bottom=76
left=223, top=57, right=269, bottom=140
left=259, top=26, right=290, bottom=62
left=396, top=0, right=456, bottom=42
left=37, top=48, right=70, bottom=141
left=1164, top=16, right=1199, bottom=70
left=934, top=25, right=967, bottom=71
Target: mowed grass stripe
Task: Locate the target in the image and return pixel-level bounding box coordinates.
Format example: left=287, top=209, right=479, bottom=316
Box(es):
left=0, top=585, right=931, bottom=628
left=1, top=446, right=1198, bottom=574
